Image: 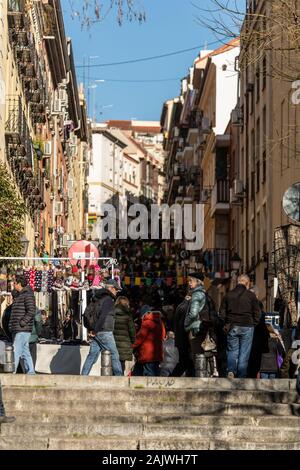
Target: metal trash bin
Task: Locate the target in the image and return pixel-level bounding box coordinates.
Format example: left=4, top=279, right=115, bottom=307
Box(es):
left=0, top=341, right=14, bottom=374
left=194, top=354, right=208, bottom=378
left=101, top=350, right=112, bottom=376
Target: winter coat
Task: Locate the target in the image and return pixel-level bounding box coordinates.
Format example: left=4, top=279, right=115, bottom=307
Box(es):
left=184, top=285, right=206, bottom=336
left=29, top=310, right=43, bottom=344
left=63, top=319, right=78, bottom=341
left=94, top=288, right=116, bottom=333
left=174, top=298, right=190, bottom=352
left=260, top=334, right=285, bottom=373
left=9, top=286, right=36, bottom=334
left=160, top=336, right=179, bottom=376
left=113, top=305, right=136, bottom=362
left=132, top=312, right=166, bottom=364
left=219, top=284, right=261, bottom=328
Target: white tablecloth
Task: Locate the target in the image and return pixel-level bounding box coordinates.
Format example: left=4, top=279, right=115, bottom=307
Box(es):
left=34, top=343, right=101, bottom=376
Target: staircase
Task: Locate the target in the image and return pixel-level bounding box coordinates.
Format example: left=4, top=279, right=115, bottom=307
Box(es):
left=1, top=375, right=300, bottom=450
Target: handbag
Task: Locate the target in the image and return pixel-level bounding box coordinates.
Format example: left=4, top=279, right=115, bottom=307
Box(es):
left=201, top=332, right=217, bottom=352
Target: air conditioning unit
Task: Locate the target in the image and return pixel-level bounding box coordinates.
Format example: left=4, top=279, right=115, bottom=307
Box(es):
left=62, top=234, right=69, bottom=247
left=231, top=108, right=244, bottom=127
left=44, top=141, right=52, bottom=156
left=58, top=88, right=68, bottom=103
left=198, top=134, right=206, bottom=147
left=52, top=99, right=62, bottom=115
left=69, top=132, right=78, bottom=147
left=174, top=127, right=180, bottom=138
left=233, top=179, right=245, bottom=197
left=201, top=188, right=211, bottom=203
left=202, top=117, right=212, bottom=134
left=178, top=138, right=184, bottom=149
left=230, top=188, right=243, bottom=205
left=55, top=201, right=63, bottom=216
left=68, top=179, right=74, bottom=199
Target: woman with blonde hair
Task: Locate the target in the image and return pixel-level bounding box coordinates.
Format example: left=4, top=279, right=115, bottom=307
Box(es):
left=113, top=296, right=136, bottom=374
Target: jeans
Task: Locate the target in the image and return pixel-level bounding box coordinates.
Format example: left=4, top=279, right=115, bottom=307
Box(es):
left=0, top=380, right=5, bottom=417
left=81, top=331, right=123, bottom=376
left=227, top=326, right=254, bottom=378
left=13, top=332, right=35, bottom=375
left=260, top=373, right=277, bottom=379
left=132, top=362, right=160, bottom=377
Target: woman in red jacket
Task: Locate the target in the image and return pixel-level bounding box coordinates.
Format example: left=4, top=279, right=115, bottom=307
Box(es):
left=132, top=305, right=166, bottom=376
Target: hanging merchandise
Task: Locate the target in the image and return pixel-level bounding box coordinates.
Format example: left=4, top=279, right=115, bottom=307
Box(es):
left=35, top=269, right=42, bottom=292
left=29, top=267, right=36, bottom=290
left=41, top=268, right=48, bottom=293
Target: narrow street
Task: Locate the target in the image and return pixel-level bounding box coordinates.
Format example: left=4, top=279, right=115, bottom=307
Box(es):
left=0, top=0, right=300, bottom=456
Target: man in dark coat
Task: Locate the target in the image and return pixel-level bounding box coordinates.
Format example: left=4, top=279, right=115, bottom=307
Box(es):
left=81, top=279, right=123, bottom=376
left=113, top=297, right=136, bottom=373
left=220, top=274, right=261, bottom=378
left=9, top=275, right=36, bottom=374
left=170, top=294, right=194, bottom=377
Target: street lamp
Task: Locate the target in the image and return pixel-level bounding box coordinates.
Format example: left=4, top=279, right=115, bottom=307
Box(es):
left=230, top=253, right=242, bottom=272
left=20, top=235, right=29, bottom=257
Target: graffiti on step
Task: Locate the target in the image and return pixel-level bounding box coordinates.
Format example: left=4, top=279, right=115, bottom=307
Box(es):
left=147, top=377, right=176, bottom=388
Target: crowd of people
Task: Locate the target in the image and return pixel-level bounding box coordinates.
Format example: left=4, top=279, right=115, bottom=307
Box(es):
left=1, top=270, right=300, bottom=425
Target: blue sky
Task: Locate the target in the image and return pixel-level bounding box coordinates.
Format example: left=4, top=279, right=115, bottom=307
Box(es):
left=62, top=0, right=218, bottom=122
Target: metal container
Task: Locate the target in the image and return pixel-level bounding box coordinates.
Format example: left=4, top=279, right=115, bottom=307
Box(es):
left=194, top=353, right=208, bottom=378
left=4, top=346, right=14, bottom=373
left=101, top=350, right=112, bottom=376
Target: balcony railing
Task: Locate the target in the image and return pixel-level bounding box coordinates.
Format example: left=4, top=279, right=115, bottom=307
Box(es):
left=203, top=249, right=231, bottom=273
left=210, top=179, right=230, bottom=216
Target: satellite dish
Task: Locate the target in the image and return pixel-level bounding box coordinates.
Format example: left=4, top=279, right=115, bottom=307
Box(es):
left=283, top=183, right=300, bottom=223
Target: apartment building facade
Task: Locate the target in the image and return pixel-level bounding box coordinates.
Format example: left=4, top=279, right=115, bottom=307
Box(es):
left=1, top=0, right=89, bottom=257
left=230, top=0, right=300, bottom=308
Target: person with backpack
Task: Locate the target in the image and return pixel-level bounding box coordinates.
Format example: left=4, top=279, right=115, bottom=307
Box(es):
left=81, top=279, right=123, bottom=376
left=219, top=274, right=261, bottom=378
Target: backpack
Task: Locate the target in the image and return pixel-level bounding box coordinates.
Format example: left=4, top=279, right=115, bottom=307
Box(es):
left=83, top=298, right=102, bottom=331
left=199, top=294, right=218, bottom=326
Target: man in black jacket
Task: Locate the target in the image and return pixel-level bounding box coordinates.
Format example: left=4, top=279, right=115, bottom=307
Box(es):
left=220, top=274, right=261, bottom=378
left=9, top=275, right=36, bottom=374
left=81, top=279, right=123, bottom=376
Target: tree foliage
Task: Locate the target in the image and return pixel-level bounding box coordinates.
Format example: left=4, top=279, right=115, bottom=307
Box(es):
left=195, top=0, right=300, bottom=82
left=69, top=0, right=146, bottom=28
left=0, top=163, right=28, bottom=258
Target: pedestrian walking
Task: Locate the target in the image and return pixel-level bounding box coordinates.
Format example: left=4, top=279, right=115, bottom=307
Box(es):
left=132, top=306, right=166, bottom=377
left=113, top=296, right=136, bottom=374
left=170, top=293, right=194, bottom=377
left=9, top=275, right=36, bottom=375
left=220, top=274, right=261, bottom=378
left=81, top=279, right=123, bottom=376
left=259, top=324, right=285, bottom=379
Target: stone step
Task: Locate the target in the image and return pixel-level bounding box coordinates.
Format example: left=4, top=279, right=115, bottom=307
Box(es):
left=4, top=412, right=300, bottom=427
left=1, top=423, right=300, bottom=441
left=1, top=435, right=300, bottom=451
left=0, top=374, right=296, bottom=391
left=4, top=399, right=300, bottom=416
left=3, top=387, right=300, bottom=405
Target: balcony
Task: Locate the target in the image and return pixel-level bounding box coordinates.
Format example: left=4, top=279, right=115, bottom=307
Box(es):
left=210, top=180, right=230, bottom=217
left=203, top=249, right=231, bottom=275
